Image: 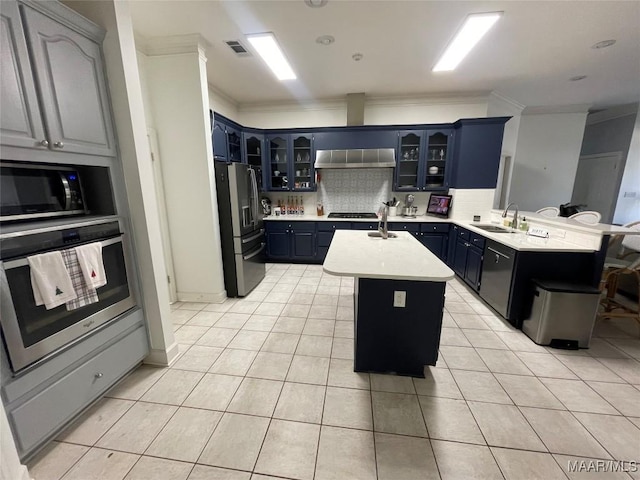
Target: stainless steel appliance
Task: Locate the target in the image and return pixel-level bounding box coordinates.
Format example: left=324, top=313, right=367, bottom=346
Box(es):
left=327, top=212, right=378, bottom=219
left=1, top=162, right=86, bottom=222
left=479, top=240, right=515, bottom=317
left=0, top=219, right=136, bottom=372
left=402, top=194, right=417, bottom=217
left=215, top=161, right=265, bottom=297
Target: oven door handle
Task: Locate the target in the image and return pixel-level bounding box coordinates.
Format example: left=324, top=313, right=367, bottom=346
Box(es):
left=2, top=235, right=123, bottom=269
left=243, top=242, right=265, bottom=261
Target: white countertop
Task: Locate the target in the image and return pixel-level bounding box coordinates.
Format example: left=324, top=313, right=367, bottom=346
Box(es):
left=323, top=230, right=455, bottom=281
left=491, top=210, right=640, bottom=235
left=264, top=214, right=600, bottom=252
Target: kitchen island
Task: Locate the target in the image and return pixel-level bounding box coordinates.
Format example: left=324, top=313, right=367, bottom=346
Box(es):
left=324, top=230, right=454, bottom=377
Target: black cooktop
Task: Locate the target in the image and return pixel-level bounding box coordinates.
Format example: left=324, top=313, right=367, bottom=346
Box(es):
left=327, top=212, right=378, bottom=219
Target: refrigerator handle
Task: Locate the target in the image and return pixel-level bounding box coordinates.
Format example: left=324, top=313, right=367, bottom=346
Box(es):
left=249, top=167, right=259, bottom=226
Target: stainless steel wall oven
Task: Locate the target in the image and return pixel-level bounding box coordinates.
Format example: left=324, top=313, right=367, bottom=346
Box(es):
left=0, top=219, right=136, bottom=372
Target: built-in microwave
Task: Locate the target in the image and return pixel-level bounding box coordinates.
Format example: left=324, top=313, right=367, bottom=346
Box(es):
left=0, top=162, right=86, bottom=222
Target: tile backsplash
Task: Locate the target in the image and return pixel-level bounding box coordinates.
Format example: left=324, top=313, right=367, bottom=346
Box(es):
left=318, top=169, right=393, bottom=212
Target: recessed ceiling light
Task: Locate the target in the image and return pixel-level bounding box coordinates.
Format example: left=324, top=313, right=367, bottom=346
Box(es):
left=304, top=0, right=328, bottom=7
left=352, top=53, right=363, bottom=61
left=569, top=75, right=587, bottom=81
left=316, top=35, right=335, bottom=46
left=592, top=39, right=616, bottom=49
left=433, top=12, right=503, bottom=72
left=246, top=33, right=297, bottom=81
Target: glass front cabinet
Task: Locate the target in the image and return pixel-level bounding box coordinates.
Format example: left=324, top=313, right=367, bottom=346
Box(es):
left=423, top=129, right=453, bottom=190
left=243, top=132, right=265, bottom=191
left=393, top=128, right=453, bottom=191
left=395, top=131, right=424, bottom=191
left=265, top=133, right=315, bottom=192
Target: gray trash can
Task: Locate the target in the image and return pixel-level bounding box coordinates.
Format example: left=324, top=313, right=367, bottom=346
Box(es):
left=522, top=280, right=601, bottom=348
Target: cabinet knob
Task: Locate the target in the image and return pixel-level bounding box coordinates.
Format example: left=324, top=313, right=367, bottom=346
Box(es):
left=40, top=139, right=49, bottom=147
left=94, top=372, right=103, bottom=379
left=433, top=226, right=437, bottom=230
left=54, top=141, right=64, bottom=148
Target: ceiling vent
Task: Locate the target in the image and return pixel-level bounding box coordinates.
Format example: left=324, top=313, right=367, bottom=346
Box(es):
left=225, top=40, right=251, bottom=57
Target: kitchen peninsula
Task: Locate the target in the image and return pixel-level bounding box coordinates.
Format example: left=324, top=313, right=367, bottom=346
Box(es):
left=323, top=230, right=454, bottom=377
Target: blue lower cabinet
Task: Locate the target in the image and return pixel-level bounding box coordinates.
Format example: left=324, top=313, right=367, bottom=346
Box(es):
left=450, top=226, right=484, bottom=291
left=351, top=222, right=377, bottom=230
left=465, top=245, right=483, bottom=290
left=265, top=221, right=317, bottom=261
left=316, top=223, right=352, bottom=262
left=418, top=223, right=449, bottom=261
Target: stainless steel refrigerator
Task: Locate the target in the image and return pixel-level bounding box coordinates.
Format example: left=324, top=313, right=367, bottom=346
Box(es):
left=214, top=161, right=265, bottom=296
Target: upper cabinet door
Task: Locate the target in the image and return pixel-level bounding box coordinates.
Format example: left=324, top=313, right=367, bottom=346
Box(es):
left=423, top=129, right=453, bottom=190
left=243, top=133, right=265, bottom=191
left=395, top=131, right=423, bottom=191
left=291, top=133, right=315, bottom=191
left=21, top=5, right=115, bottom=156
left=266, top=135, right=289, bottom=191
left=0, top=1, right=46, bottom=149
left=226, top=126, right=242, bottom=162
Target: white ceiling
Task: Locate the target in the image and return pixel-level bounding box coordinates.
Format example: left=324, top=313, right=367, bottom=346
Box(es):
left=129, top=0, right=640, bottom=110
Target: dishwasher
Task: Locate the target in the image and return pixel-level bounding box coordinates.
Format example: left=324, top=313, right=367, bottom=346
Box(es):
left=480, top=240, right=516, bottom=317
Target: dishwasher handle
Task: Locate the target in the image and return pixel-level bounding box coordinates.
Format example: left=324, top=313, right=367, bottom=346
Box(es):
left=487, top=246, right=511, bottom=261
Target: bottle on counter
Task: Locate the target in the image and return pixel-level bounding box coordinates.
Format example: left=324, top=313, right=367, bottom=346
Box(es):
left=294, top=197, right=299, bottom=215
left=299, top=196, right=305, bottom=215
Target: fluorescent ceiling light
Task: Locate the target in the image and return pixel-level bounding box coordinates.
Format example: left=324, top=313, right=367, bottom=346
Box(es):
left=433, top=12, right=502, bottom=72
left=246, top=33, right=297, bottom=80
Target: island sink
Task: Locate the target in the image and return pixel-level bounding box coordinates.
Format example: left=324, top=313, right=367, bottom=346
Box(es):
left=367, top=231, right=398, bottom=238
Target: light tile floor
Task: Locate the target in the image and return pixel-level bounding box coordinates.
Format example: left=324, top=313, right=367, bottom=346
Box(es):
left=29, top=263, right=640, bottom=480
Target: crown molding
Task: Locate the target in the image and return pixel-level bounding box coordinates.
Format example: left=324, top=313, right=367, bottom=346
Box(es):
left=208, top=83, right=239, bottom=109
left=238, top=98, right=346, bottom=113
left=522, top=104, right=591, bottom=115
left=365, top=91, right=491, bottom=107
left=488, top=91, right=525, bottom=114
left=136, top=33, right=211, bottom=57
left=586, top=102, right=639, bottom=125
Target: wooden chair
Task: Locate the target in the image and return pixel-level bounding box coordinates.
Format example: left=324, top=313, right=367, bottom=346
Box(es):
left=569, top=210, right=601, bottom=225
left=536, top=207, right=560, bottom=218
left=598, top=221, right=640, bottom=331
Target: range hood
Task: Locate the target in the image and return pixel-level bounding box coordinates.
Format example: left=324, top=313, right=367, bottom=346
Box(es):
left=314, top=148, right=396, bottom=169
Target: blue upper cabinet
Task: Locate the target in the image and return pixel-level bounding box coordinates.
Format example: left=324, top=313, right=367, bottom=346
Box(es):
left=212, top=120, right=228, bottom=160
left=243, top=131, right=265, bottom=191
left=450, top=118, right=509, bottom=189
left=265, top=133, right=316, bottom=192
left=393, top=128, right=454, bottom=192
left=394, top=130, right=424, bottom=191
left=266, top=134, right=289, bottom=191
left=313, top=129, right=396, bottom=150
left=423, top=129, right=454, bottom=190
left=212, top=113, right=243, bottom=162
left=291, top=133, right=315, bottom=192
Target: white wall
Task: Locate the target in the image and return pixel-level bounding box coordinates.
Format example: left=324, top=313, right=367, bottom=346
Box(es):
left=67, top=0, right=176, bottom=366
left=614, top=110, right=640, bottom=224
left=509, top=111, right=588, bottom=212
left=228, top=94, right=490, bottom=129
left=208, top=84, right=240, bottom=122
left=145, top=46, right=226, bottom=303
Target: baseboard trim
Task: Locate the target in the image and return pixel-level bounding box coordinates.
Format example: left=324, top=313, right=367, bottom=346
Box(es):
left=143, top=342, right=180, bottom=367
left=177, top=290, right=227, bottom=303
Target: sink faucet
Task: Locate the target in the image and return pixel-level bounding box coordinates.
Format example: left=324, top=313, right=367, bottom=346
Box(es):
left=502, top=203, right=519, bottom=229
left=378, top=204, right=389, bottom=239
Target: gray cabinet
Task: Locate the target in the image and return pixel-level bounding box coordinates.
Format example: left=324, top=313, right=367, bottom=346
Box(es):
left=1, top=1, right=115, bottom=157
left=0, top=1, right=46, bottom=149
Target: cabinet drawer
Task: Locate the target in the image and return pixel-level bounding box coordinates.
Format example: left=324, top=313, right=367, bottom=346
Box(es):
left=351, top=222, right=377, bottom=230
left=470, top=234, right=485, bottom=249
left=9, top=326, right=148, bottom=454
left=420, top=223, right=449, bottom=234
left=389, top=223, right=419, bottom=233
left=457, top=228, right=470, bottom=241
left=265, top=222, right=289, bottom=233
left=288, top=222, right=316, bottom=233
left=317, top=222, right=351, bottom=232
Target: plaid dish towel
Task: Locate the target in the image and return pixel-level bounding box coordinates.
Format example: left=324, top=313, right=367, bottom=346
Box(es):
left=61, top=248, right=99, bottom=311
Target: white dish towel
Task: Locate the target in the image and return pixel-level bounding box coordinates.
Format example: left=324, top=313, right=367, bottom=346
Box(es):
left=28, top=251, right=77, bottom=309
left=74, top=242, right=107, bottom=289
